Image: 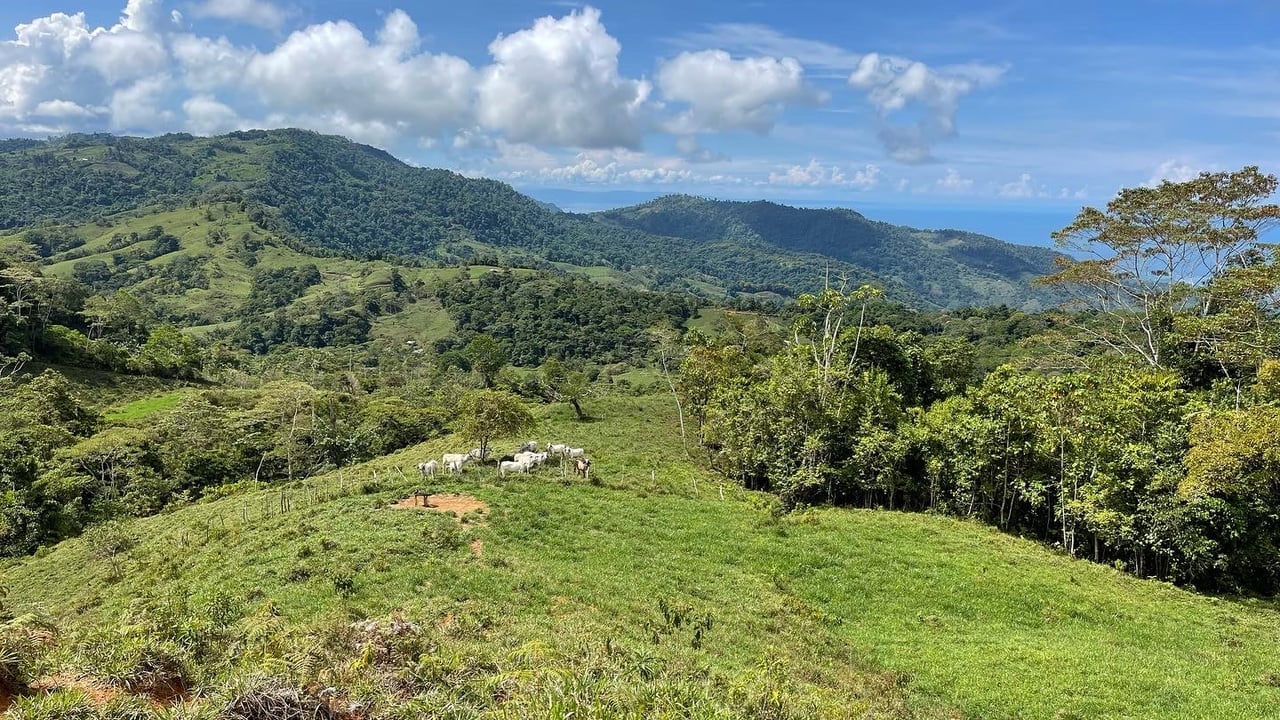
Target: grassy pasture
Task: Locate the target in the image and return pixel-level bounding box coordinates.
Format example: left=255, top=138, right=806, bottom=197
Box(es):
left=102, top=390, right=192, bottom=423
left=4, top=394, right=1279, bottom=718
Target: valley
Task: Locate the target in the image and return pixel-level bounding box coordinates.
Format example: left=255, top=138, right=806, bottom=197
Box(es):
left=0, top=133, right=1275, bottom=720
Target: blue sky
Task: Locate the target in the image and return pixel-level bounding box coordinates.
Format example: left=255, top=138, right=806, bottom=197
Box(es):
left=0, top=1, right=1277, bottom=246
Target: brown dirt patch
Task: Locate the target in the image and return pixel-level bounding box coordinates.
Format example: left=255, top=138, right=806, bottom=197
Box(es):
left=470, top=539, right=484, bottom=557
left=390, top=493, right=488, bottom=523
left=19, top=673, right=190, bottom=711
left=29, top=673, right=123, bottom=707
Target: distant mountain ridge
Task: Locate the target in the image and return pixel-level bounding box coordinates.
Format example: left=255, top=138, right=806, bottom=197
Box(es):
left=594, top=195, right=1062, bottom=308
left=0, top=129, right=1063, bottom=308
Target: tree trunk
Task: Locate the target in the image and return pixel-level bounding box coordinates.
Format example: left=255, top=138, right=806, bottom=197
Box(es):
left=658, top=350, right=689, bottom=454
left=570, top=398, right=585, bottom=421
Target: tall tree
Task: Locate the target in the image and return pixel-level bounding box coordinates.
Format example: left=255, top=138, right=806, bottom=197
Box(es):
left=540, top=358, right=590, bottom=420
left=1040, top=166, right=1280, bottom=382
left=465, top=334, right=507, bottom=388
left=457, top=390, right=534, bottom=462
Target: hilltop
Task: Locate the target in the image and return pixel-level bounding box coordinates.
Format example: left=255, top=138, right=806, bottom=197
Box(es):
left=0, top=129, right=1062, bottom=308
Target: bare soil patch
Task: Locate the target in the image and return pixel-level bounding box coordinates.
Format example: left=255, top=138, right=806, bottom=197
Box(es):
left=29, top=673, right=122, bottom=706
left=390, top=493, right=488, bottom=523
left=9, top=672, right=192, bottom=713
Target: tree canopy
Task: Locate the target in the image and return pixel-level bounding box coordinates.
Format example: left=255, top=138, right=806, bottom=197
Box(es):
left=1040, top=166, right=1280, bottom=397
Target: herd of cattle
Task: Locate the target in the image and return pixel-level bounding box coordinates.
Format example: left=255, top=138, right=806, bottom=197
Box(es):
left=416, top=441, right=591, bottom=479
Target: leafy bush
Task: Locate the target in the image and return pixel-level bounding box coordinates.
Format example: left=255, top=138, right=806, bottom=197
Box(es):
left=0, top=614, right=56, bottom=692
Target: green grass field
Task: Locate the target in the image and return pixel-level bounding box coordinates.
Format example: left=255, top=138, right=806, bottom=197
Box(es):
left=5, top=393, right=1279, bottom=718
left=368, top=296, right=456, bottom=346
left=102, top=390, right=193, bottom=423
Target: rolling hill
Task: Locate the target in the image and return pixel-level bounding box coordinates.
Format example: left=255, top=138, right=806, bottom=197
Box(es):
left=0, top=129, right=1063, bottom=309
left=3, top=394, right=1277, bottom=719
left=596, top=195, right=1062, bottom=308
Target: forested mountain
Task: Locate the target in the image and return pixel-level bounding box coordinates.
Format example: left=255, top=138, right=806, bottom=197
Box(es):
left=596, top=195, right=1062, bottom=307
left=0, top=129, right=1060, bottom=308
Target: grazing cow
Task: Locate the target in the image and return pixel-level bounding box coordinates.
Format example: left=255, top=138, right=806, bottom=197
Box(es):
left=515, top=451, right=548, bottom=468
left=519, top=440, right=538, bottom=453
left=442, top=453, right=468, bottom=474
left=499, top=459, right=530, bottom=477
left=468, top=447, right=485, bottom=460
left=567, top=448, right=585, bottom=459
left=417, top=460, right=439, bottom=477
left=547, top=443, right=569, bottom=456
left=575, top=457, right=592, bottom=478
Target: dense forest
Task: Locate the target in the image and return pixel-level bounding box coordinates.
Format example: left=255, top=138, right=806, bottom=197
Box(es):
left=681, top=167, right=1280, bottom=592
left=598, top=194, right=1062, bottom=307
left=434, top=270, right=697, bottom=366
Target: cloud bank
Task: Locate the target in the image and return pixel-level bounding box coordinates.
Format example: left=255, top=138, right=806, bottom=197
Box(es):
left=0, top=0, right=1009, bottom=193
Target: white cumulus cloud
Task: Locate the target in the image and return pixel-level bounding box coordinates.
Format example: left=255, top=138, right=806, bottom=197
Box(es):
left=0, top=5, right=179, bottom=131
left=33, top=99, right=97, bottom=118
left=182, top=93, right=245, bottom=135
left=109, top=74, right=172, bottom=131
left=1145, top=159, right=1204, bottom=186
left=767, top=159, right=880, bottom=188
left=658, top=50, right=822, bottom=134
left=935, top=167, right=973, bottom=192
left=848, top=52, right=1004, bottom=163
left=998, top=172, right=1046, bottom=199
left=190, top=0, right=289, bottom=31
left=171, top=34, right=252, bottom=91
left=81, top=27, right=169, bottom=85
left=477, top=7, right=651, bottom=149
left=245, top=12, right=475, bottom=145
left=120, top=0, right=167, bottom=33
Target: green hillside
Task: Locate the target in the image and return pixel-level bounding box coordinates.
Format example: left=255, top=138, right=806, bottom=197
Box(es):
left=0, top=165, right=1277, bottom=719
left=0, top=130, right=1061, bottom=308
left=13, top=201, right=462, bottom=348
left=595, top=195, right=1062, bottom=308
left=4, top=395, right=1278, bottom=719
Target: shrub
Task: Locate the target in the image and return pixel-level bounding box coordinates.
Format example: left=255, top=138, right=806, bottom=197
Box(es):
left=421, top=520, right=464, bottom=553
left=0, top=614, right=56, bottom=693
left=217, top=676, right=340, bottom=720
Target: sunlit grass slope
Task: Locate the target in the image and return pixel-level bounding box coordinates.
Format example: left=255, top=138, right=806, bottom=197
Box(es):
left=5, top=394, right=1279, bottom=719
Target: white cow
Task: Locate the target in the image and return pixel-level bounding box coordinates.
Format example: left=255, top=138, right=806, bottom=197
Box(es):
left=519, top=440, right=538, bottom=453
left=468, top=447, right=485, bottom=460
left=442, top=453, right=469, bottom=474
left=417, top=460, right=439, bottom=477
left=499, top=459, right=530, bottom=477
left=515, top=451, right=548, bottom=468
left=567, top=448, right=585, bottom=459
left=547, top=443, right=569, bottom=456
